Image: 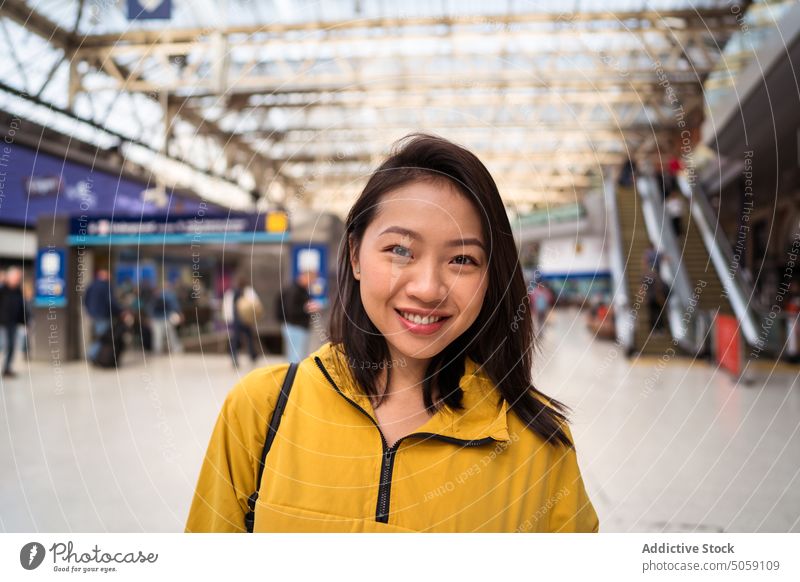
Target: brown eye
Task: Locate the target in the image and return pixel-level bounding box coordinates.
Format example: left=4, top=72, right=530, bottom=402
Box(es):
left=452, top=255, right=478, bottom=266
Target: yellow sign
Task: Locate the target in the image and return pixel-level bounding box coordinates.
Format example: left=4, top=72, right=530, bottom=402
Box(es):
left=266, top=210, right=288, bottom=233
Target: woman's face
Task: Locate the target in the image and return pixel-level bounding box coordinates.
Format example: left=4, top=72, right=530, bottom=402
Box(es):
left=351, top=180, right=489, bottom=365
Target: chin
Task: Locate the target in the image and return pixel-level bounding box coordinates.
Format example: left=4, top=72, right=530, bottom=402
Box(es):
left=389, top=335, right=450, bottom=362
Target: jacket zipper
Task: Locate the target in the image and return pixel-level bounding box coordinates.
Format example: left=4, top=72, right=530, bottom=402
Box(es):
left=314, top=356, right=496, bottom=524
left=377, top=447, right=396, bottom=522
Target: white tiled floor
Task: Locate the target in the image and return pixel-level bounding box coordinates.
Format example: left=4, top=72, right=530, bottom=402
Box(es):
left=535, top=309, right=800, bottom=533
left=1, top=309, right=798, bottom=532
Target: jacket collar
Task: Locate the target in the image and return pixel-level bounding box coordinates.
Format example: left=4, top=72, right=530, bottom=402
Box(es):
left=310, top=342, right=510, bottom=443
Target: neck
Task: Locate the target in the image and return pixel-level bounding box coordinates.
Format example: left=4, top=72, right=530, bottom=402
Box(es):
left=379, top=348, right=432, bottom=402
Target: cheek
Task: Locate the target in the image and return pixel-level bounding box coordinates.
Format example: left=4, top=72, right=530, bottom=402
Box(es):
left=359, top=257, right=394, bottom=296
left=360, top=248, right=390, bottom=273
left=358, top=262, right=400, bottom=321
left=454, top=274, right=488, bottom=320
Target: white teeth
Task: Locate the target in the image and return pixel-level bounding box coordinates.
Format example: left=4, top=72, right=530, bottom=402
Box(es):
left=400, top=311, right=443, bottom=325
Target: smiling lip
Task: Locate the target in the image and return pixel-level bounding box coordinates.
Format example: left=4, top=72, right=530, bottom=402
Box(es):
left=395, top=309, right=451, bottom=335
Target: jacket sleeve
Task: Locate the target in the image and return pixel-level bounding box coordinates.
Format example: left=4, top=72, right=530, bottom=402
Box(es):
left=546, top=425, right=600, bottom=533
left=185, top=363, right=291, bottom=533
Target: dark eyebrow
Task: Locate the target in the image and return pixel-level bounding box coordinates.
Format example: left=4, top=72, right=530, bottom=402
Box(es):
left=446, top=238, right=486, bottom=254
left=379, top=226, right=419, bottom=239
left=378, top=226, right=486, bottom=253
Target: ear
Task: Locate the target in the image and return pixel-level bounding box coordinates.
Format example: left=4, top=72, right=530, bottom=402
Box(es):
left=348, top=235, right=361, bottom=280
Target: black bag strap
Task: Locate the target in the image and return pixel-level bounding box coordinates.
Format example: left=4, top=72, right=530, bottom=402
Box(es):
left=245, top=362, right=298, bottom=533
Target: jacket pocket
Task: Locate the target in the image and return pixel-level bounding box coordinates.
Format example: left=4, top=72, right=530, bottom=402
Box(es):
left=254, top=501, right=417, bottom=533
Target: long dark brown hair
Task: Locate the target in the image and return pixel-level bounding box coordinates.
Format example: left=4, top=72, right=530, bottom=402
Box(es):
left=328, top=134, right=572, bottom=447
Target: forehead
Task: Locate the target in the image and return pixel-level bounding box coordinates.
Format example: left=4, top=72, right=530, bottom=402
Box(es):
left=369, top=180, right=484, bottom=237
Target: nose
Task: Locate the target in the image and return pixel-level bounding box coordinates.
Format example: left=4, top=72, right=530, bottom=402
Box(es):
left=404, top=259, right=448, bottom=304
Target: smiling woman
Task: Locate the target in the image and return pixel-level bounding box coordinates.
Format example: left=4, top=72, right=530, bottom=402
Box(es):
left=186, top=134, right=599, bottom=533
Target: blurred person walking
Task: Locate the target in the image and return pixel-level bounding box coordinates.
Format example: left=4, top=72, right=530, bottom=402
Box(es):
left=529, top=281, right=553, bottom=337
left=666, top=153, right=683, bottom=195
left=666, top=190, right=686, bottom=238
left=223, top=276, right=263, bottom=367
left=133, top=279, right=155, bottom=352
left=21, top=277, right=34, bottom=356
left=83, top=268, right=123, bottom=363
left=0, top=267, right=26, bottom=378
left=151, top=281, right=184, bottom=355
left=786, top=281, right=800, bottom=363
left=618, top=158, right=636, bottom=187
left=276, top=271, right=321, bottom=363
left=0, top=268, right=6, bottom=355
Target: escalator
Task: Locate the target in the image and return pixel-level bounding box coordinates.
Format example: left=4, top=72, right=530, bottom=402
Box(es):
left=676, top=193, right=732, bottom=317
left=634, top=176, right=716, bottom=357
left=677, top=175, right=762, bottom=349
left=606, top=180, right=674, bottom=356
left=631, top=174, right=760, bottom=358
left=607, top=173, right=743, bottom=357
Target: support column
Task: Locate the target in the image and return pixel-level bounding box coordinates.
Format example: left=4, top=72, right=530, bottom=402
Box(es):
left=31, top=215, right=87, bottom=362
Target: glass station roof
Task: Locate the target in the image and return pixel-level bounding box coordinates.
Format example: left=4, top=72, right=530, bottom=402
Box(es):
left=0, top=0, right=790, bottom=214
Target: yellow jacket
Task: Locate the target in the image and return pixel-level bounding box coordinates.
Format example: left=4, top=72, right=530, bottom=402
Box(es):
left=186, top=342, right=599, bottom=532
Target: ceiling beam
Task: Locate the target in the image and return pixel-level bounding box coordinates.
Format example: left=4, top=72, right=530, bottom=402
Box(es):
left=0, top=0, right=283, bottom=203
left=77, top=7, right=747, bottom=48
